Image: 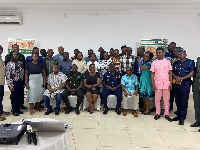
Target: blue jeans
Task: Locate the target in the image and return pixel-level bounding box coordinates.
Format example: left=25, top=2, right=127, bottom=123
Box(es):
left=11, top=81, right=24, bottom=114
left=0, top=85, right=4, bottom=114
left=44, top=93, right=62, bottom=111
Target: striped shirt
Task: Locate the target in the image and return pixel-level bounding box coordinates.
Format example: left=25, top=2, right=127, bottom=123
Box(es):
left=119, top=55, right=135, bottom=74
left=110, top=56, right=121, bottom=72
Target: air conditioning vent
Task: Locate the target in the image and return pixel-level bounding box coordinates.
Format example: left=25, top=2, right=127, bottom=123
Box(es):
left=0, top=15, right=23, bottom=25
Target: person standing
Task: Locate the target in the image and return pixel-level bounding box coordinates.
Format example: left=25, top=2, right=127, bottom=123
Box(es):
left=40, top=49, right=47, bottom=58
left=0, top=45, right=10, bottom=120
left=25, top=53, right=46, bottom=115
left=85, top=49, right=98, bottom=63
left=121, top=67, right=139, bottom=117
left=109, top=48, right=114, bottom=58
left=99, top=52, right=112, bottom=80
left=87, top=53, right=100, bottom=73
left=6, top=51, right=24, bottom=116
left=120, top=47, right=135, bottom=76
left=119, top=45, right=127, bottom=57
left=71, top=49, right=80, bottom=60
left=138, top=51, right=154, bottom=115
left=172, top=48, right=195, bottom=125
left=62, top=64, right=84, bottom=115
left=110, top=49, right=121, bottom=72
left=97, top=47, right=105, bottom=60
left=84, top=64, right=101, bottom=114
left=102, top=63, right=122, bottom=115
left=53, top=46, right=64, bottom=62
left=164, top=42, right=176, bottom=60
left=191, top=57, right=200, bottom=130
left=43, top=65, right=67, bottom=115
left=72, top=52, right=87, bottom=74
left=58, top=52, right=72, bottom=74
left=45, top=49, right=58, bottom=77
left=150, top=47, right=172, bottom=122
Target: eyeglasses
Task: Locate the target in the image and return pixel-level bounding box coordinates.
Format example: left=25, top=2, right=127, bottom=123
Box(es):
left=126, top=70, right=132, bottom=72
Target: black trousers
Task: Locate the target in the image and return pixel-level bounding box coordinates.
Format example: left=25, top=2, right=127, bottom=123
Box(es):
left=62, top=89, right=84, bottom=109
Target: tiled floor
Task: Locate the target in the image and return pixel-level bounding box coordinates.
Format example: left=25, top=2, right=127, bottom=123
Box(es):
left=1, top=92, right=200, bottom=150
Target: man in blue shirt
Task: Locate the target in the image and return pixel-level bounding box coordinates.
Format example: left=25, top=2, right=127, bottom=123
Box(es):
left=164, top=42, right=176, bottom=60
left=53, top=46, right=64, bottom=62
left=25, top=47, right=46, bottom=68
left=172, top=48, right=195, bottom=125
left=58, top=52, right=72, bottom=74
left=102, top=63, right=122, bottom=115
left=85, top=49, right=98, bottom=63
left=121, top=66, right=139, bottom=117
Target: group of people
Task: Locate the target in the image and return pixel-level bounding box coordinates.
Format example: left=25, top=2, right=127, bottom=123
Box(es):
left=1, top=42, right=200, bottom=132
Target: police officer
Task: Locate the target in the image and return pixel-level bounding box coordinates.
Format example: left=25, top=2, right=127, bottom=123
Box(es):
left=172, top=48, right=195, bottom=125
left=102, top=63, right=122, bottom=115
left=190, top=57, right=200, bottom=129
left=62, top=64, right=84, bottom=115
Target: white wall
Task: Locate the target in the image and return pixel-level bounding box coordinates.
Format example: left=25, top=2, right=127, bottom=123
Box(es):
left=1, top=12, right=200, bottom=90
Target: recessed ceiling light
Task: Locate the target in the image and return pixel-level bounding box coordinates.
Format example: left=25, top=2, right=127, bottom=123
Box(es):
left=5, top=17, right=11, bottom=19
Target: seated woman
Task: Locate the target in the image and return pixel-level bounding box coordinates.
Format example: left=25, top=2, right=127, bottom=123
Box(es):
left=5, top=51, right=23, bottom=116
left=84, top=64, right=101, bottom=114
left=43, top=65, right=67, bottom=115
left=87, top=53, right=100, bottom=73
left=25, top=52, right=46, bottom=115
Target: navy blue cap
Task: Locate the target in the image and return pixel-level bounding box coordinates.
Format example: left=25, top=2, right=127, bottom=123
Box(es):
left=178, top=48, right=186, bottom=53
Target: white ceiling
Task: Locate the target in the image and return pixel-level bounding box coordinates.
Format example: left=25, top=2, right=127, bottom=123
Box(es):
left=0, top=0, right=200, bottom=14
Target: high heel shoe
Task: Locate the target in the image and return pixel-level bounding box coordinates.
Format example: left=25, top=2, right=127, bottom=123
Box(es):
left=90, top=111, right=93, bottom=114
left=141, top=109, right=146, bottom=114
left=143, top=111, right=151, bottom=115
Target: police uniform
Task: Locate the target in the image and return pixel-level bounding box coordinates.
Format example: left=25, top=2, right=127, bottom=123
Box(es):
left=62, top=72, right=84, bottom=109
left=192, top=57, right=200, bottom=123
left=102, top=71, right=122, bottom=109
left=173, top=49, right=195, bottom=121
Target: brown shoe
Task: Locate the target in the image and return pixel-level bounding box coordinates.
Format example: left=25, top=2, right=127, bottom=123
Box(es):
left=136, top=109, right=139, bottom=114
left=0, top=111, right=10, bottom=115
left=123, top=110, right=127, bottom=116
left=132, top=110, right=138, bottom=117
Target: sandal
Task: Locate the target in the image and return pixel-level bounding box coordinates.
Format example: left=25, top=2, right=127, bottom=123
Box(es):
left=36, top=109, right=41, bottom=112
left=0, top=116, right=5, bottom=121
left=30, top=111, right=34, bottom=115
left=13, top=113, right=19, bottom=116
left=1, top=111, right=10, bottom=115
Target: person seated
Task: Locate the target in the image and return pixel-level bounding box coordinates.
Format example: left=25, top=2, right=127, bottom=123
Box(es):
left=25, top=47, right=46, bottom=68
left=53, top=46, right=64, bottom=62
left=58, top=52, right=72, bottom=74
left=85, top=49, right=98, bottom=63
left=102, top=63, right=122, bottom=115
left=87, top=53, right=100, bottom=73
left=110, top=49, right=121, bottom=72
left=72, top=52, right=87, bottom=74
left=71, top=49, right=80, bottom=60
left=121, top=67, right=139, bottom=117
left=45, top=49, right=58, bottom=77
left=43, top=65, right=67, bottom=115
left=62, top=64, right=84, bottom=115
left=84, top=64, right=101, bottom=114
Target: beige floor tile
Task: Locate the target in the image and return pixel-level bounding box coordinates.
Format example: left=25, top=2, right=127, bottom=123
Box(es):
left=67, top=145, right=76, bottom=150
left=134, top=148, right=170, bottom=150
left=72, top=128, right=98, bottom=146
left=159, top=132, right=200, bottom=149
left=75, top=145, right=97, bottom=150
left=67, top=131, right=75, bottom=146
left=71, top=116, right=99, bottom=129
left=128, top=130, right=168, bottom=148
left=97, top=146, right=133, bottom=150
left=97, top=128, right=132, bottom=148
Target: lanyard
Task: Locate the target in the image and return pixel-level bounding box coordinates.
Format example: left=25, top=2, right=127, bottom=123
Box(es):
left=138, top=58, right=143, bottom=74
left=181, top=61, right=193, bottom=73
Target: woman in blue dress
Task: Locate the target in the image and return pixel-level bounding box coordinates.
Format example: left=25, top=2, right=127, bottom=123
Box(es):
left=137, top=51, right=154, bottom=115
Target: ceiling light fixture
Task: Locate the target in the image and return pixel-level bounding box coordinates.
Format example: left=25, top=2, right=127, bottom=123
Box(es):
left=5, top=17, right=11, bottom=19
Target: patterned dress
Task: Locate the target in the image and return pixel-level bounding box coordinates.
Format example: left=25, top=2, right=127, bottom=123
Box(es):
left=139, top=62, right=155, bottom=99
left=110, top=56, right=121, bottom=72
left=99, top=59, right=112, bottom=80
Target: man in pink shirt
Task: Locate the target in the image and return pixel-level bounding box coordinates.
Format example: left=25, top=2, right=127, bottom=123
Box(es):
left=151, top=47, right=172, bottom=122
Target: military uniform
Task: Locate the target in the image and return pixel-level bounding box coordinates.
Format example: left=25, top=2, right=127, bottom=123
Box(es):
left=192, top=57, right=200, bottom=123
left=62, top=72, right=84, bottom=109
left=173, top=57, right=195, bottom=121
left=102, top=71, right=122, bottom=109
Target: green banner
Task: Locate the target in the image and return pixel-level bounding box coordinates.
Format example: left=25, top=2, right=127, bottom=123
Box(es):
left=8, top=38, right=35, bottom=54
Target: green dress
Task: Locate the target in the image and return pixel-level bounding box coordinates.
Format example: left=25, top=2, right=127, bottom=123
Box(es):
left=139, top=62, right=155, bottom=99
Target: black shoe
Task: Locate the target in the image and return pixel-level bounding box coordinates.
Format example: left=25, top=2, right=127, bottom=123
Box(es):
left=19, top=111, right=24, bottom=114
left=144, top=111, right=151, bottom=115
left=55, top=111, right=59, bottom=115
left=172, top=117, right=180, bottom=121
left=115, top=108, right=121, bottom=115
left=161, top=109, right=164, bottom=115
left=150, top=107, right=156, bottom=112
left=75, top=108, right=80, bottom=115
left=65, top=107, right=72, bottom=114
left=21, top=105, right=27, bottom=109
left=39, top=104, right=44, bottom=109
left=178, top=120, right=184, bottom=125
left=103, top=108, right=109, bottom=115
left=190, top=122, right=200, bottom=127
left=198, top=129, right=200, bottom=132
left=154, top=114, right=161, bottom=120
left=44, top=110, right=53, bottom=115
left=174, top=111, right=177, bottom=115
left=165, top=115, right=172, bottom=122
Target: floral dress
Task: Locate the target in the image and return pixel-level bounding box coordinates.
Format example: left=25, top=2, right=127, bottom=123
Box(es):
left=139, top=62, right=155, bottom=99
